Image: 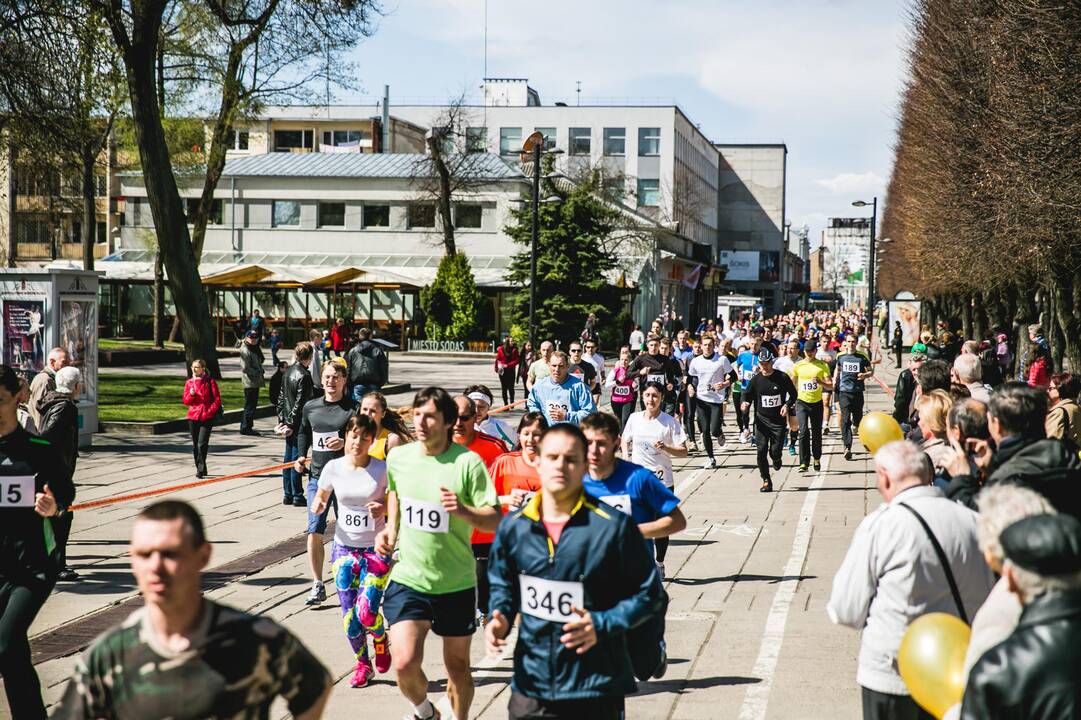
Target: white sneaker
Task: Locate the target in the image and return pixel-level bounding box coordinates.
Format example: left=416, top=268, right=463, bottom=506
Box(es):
left=716, top=443, right=729, bottom=453
left=703, top=457, right=717, bottom=469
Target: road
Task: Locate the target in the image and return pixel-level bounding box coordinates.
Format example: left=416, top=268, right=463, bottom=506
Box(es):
left=5, top=352, right=904, bottom=719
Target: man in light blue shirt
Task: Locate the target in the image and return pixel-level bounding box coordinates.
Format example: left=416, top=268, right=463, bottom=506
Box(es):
left=526, top=350, right=596, bottom=425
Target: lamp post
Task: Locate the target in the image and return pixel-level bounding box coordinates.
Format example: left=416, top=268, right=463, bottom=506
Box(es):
left=852, top=197, right=877, bottom=313
left=522, top=135, right=562, bottom=350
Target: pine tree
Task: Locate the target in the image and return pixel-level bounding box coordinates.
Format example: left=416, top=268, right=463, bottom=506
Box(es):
left=420, top=252, right=482, bottom=341
left=505, top=168, right=627, bottom=349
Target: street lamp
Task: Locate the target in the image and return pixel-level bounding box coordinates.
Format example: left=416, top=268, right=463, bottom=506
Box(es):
left=852, top=197, right=877, bottom=313
left=526, top=140, right=564, bottom=350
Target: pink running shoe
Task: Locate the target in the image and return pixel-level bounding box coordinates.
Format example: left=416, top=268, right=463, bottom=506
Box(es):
left=372, top=634, right=392, bottom=674
left=350, top=660, right=374, bottom=688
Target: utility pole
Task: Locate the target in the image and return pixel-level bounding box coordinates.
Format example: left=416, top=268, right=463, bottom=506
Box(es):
left=529, top=141, right=540, bottom=350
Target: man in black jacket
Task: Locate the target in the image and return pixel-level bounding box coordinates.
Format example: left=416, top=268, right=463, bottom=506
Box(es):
left=37, top=365, right=82, bottom=582
left=946, top=383, right=1081, bottom=518
left=961, top=513, right=1081, bottom=719
left=892, top=350, right=925, bottom=429
left=276, top=342, right=314, bottom=507
left=346, top=327, right=388, bottom=406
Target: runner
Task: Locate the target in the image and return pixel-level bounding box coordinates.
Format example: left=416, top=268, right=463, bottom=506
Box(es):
left=630, top=336, right=680, bottom=410
left=657, top=336, right=683, bottom=417
left=494, top=336, right=520, bottom=406
left=617, top=383, right=689, bottom=576
left=496, top=412, right=549, bottom=510
left=604, top=345, right=638, bottom=431
left=465, top=384, right=517, bottom=449
left=687, top=333, right=735, bottom=469
left=833, top=335, right=874, bottom=461
left=792, top=340, right=834, bottom=473
left=673, top=331, right=697, bottom=452
left=52, top=501, right=331, bottom=720
left=295, top=360, right=355, bottom=606
left=452, top=394, right=508, bottom=624
left=526, top=350, right=597, bottom=426
left=374, top=387, right=501, bottom=720
left=741, top=347, right=798, bottom=492
left=0, top=363, right=72, bottom=720
left=583, top=340, right=605, bottom=378
left=567, top=342, right=600, bottom=405
left=357, top=390, right=412, bottom=460
left=817, top=334, right=839, bottom=435
left=310, top=414, right=392, bottom=688
left=486, top=422, right=666, bottom=720
left=773, top=338, right=802, bottom=456
left=526, top=340, right=554, bottom=391
left=734, top=336, right=762, bottom=444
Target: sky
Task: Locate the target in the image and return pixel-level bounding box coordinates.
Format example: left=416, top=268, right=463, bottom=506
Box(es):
left=339, top=0, right=911, bottom=246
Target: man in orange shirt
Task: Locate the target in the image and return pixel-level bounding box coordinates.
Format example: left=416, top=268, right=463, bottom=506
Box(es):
left=452, top=395, right=508, bottom=623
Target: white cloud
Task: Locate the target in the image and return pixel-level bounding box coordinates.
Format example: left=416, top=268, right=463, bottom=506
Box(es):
left=815, top=171, right=886, bottom=195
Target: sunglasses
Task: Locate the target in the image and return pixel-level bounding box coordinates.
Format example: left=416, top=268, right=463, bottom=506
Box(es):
left=457, top=414, right=474, bottom=421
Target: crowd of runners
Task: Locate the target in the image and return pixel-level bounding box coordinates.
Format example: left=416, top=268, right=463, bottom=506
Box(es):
left=5, top=304, right=1081, bottom=719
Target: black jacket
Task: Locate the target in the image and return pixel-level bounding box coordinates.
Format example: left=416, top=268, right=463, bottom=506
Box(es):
left=893, top=368, right=917, bottom=425
left=947, top=436, right=1081, bottom=517
left=961, top=589, right=1081, bottom=719
left=346, top=340, right=389, bottom=387
left=276, top=363, right=314, bottom=431
left=38, top=391, right=79, bottom=475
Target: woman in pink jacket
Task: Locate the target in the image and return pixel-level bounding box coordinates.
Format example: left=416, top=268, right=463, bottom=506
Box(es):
left=183, top=358, right=222, bottom=478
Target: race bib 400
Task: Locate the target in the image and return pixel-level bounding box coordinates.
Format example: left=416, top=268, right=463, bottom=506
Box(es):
left=519, top=575, right=584, bottom=623
left=400, top=498, right=449, bottom=533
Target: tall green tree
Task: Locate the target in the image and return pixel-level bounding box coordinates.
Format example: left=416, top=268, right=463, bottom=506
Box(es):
left=505, top=168, right=626, bottom=349
left=420, top=252, right=482, bottom=341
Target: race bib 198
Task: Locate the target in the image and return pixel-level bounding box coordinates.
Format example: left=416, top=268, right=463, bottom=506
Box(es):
left=598, top=494, right=632, bottom=516
left=800, top=379, right=819, bottom=392
left=842, top=361, right=861, bottom=374
left=519, top=575, right=584, bottom=623
left=312, top=430, right=340, bottom=451
left=339, top=507, right=372, bottom=532
left=761, top=394, right=782, bottom=408
left=400, top=497, right=449, bottom=533
left=0, top=476, right=34, bottom=508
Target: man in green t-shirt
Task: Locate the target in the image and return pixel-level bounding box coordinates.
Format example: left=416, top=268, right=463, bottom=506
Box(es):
left=376, top=387, right=501, bottom=720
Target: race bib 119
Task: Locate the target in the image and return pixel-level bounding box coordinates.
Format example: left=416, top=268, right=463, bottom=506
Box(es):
left=519, top=575, right=585, bottom=623
left=400, top=498, right=449, bottom=533
left=0, top=476, right=34, bottom=508
left=598, top=494, right=632, bottom=516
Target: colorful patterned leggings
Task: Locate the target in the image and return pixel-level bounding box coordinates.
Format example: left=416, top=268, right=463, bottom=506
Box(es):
left=330, top=543, right=392, bottom=663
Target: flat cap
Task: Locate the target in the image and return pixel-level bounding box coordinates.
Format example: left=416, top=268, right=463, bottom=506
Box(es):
left=1001, top=513, right=1081, bottom=575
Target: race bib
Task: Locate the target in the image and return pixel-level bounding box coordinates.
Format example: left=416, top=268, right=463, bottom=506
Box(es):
left=742, top=367, right=755, bottom=380
left=547, top=402, right=570, bottom=418
left=842, top=361, right=861, bottom=374
left=519, top=575, right=585, bottom=623
left=0, top=476, right=34, bottom=508
left=339, top=507, right=372, bottom=532
left=598, top=494, right=632, bottom=516
left=312, top=430, right=339, bottom=451
left=761, top=394, right=782, bottom=408
left=646, top=373, right=665, bottom=385
left=400, top=498, right=449, bottom=533
left=570, top=370, right=584, bottom=380
left=511, top=488, right=537, bottom=505
left=800, top=379, right=819, bottom=393
left=612, top=385, right=632, bottom=398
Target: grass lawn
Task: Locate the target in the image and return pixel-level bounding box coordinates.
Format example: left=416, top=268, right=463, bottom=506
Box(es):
left=99, top=338, right=186, bottom=351
left=98, top=374, right=252, bottom=422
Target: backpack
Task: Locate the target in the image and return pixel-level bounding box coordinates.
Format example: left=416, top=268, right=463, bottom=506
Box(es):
left=349, top=344, right=382, bottom=385
left=627, top=577, right=669, bottom=681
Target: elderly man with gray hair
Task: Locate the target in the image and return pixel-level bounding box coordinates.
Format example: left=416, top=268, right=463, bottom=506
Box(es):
left=38, top=365, right=83, bottom=581
left=828, top=440, right=994, bottom=720
left=953, top=353, right=990, bottom=404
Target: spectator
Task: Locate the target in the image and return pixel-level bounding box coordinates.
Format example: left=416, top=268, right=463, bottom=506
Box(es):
left=1027, top=342, right=1052, bottom=387
left=960, top=513, right=1081, bottom=719
left=629, top=323, right=645, bottom=356
left=893, top=349, right=925, bottom=429
left=916, top=389, right=953, bottom=482
left=518, top=341, right=534, bottom=399
left=182, top=359, right=221, bottom=480
left=29, top=346, right=69, bottom=429
left=346, top=327, right=389, bottom=405
left=1046, top=372, right=1081, bottom=449
left=946, top=382, right=1081, bottom=516
left=828, top=440, right=994, bottom=720
left=248, top=308, right=264, bottom=341
left=39, top=366, right=83, bottom=582
left=953, top=353, right=990, bottom=404
left=891, top=322, right=904, bottom=368
left=330, top=318, right=349, bottom=358
left=268, top=328, right=283, bottom=366
left=581, top=312, right=599, bottom=344
left=276, top=343, right=314, bottom=506
left=239, top=331, right=264, bottom=436
left=494, top=336, right=520, bottom=406
left=1017, top=323, right=1046, bottom=383
left=269, top=361, right=288, bottom=408
left=307, top=328, right=324, bottom=388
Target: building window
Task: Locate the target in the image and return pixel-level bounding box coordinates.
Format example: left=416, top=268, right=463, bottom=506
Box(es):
left=16, top=218, right=50, bottom=244
left=499, top=127, right=522, bottom=155
left=407, top=204, right=436, bottom=229
left=637, top=179, right=660, bottom=207
left=363, top=204, right=390, bottom=228
left=273, top=130, right=313, bottom=152
left=319, top=202, right=346, bottom=227
left=638, top=127, right=661, bottom=156
left=184, top=198, right=223, bottom=225
left=455, top=204, right=482, bottom=229
left=233, top=130, right=249, bottom=150
left=466, top=127, right=487, bottom=153
left=321, top=130, right=365, bottom=147
left=272, top=200, right=301, bottom=227
left=97, top=221, right=106, bottom=245
left=602, top=177, right=624, bottom=201
left=569, top=127, right=591, bottom=156
left=534, top=127, right=556, bottom=150
left=603, top=128, right=626, bottom=156
left=95, top=175, right=107, bottom=196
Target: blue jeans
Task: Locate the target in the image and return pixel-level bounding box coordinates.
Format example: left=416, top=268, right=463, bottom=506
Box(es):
left=282, top=434, right=301, bottom=499
left=352, top=383, right=381, bottom=406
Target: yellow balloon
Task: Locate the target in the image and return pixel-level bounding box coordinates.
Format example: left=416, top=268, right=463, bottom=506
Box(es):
left=898, top=613, right=971, bottom=719
left=858, top=411, right=905, bottom=454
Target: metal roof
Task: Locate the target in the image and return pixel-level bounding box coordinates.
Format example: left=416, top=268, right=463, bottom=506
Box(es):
left=218, top=152, right=525, bottom=181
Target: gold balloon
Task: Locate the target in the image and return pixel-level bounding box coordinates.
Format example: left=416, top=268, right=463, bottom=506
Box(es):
left=898, top=613, right=971, bottom=719
left=858, top=411, right=905, bottom=454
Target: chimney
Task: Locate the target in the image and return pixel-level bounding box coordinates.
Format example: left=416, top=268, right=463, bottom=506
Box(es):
left=382, top=85, right=390, bottom=153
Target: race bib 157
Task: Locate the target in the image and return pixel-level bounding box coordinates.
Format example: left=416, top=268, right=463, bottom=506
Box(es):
left=0, top=476, right=34, bottom=508
left=761, top=394, right=782, bottom=408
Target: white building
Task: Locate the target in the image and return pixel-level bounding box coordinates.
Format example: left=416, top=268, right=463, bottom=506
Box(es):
left=820, top=217, right=871, bottom=308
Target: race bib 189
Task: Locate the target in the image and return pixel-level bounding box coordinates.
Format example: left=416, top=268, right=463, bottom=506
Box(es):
left=519, top=575, right=584, bottom=623
left=400, top=497, right=449, bottom=533
left=761, top=394, right=782, bottom=408
left=598, top=494, right=632, bottom=516
left=312, top=430, right=340, bottom=451
left=800, top=379, right=819, bottom=392
left=339, top=507, right=372, bottom=532
left=842, top=361, right=861, bottom=374
left=0, top=476, right=34, bottom=508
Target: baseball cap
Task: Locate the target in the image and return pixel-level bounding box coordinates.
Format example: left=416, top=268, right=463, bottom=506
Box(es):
left=757, top=347, right=776, bottom=363
left=245, top=330, right=259, bottom=338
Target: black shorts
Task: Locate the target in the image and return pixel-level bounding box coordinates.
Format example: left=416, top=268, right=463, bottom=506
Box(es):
left=381, top=581, right=477, bottom=637
left=508, top=691, right=624, bottom=720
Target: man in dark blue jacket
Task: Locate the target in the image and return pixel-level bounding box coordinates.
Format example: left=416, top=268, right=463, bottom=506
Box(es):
left=485, top=423, right=663, bottom=720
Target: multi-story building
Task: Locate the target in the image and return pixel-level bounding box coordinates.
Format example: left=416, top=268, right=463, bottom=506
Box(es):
left=820, top=217, right=871, bottom=308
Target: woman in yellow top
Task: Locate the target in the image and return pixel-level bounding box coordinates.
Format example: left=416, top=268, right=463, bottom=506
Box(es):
left=357, top=391, right=412, bottom=460
left=790, top=339, right=833, bottom=473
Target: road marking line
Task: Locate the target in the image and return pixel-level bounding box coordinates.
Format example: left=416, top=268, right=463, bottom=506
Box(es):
left=675, top=468, right=704, bottom=497
left=433, top=627, right=518, bottom=720
left=736, top=448, right=832, bottom=720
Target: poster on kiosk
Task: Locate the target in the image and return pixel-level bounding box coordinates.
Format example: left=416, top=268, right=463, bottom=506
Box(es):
left=0, top=268, right=100, bottom=448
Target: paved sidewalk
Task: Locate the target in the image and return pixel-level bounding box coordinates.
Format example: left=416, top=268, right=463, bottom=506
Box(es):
left=9, top=355, right=904, bottom=719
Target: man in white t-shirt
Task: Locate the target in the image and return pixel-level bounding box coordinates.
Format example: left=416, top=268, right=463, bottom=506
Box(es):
left=687, top=334, right=735, bottom=469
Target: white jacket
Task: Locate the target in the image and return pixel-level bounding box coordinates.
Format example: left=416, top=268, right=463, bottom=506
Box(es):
left=827, top=485, right=995, bottom=695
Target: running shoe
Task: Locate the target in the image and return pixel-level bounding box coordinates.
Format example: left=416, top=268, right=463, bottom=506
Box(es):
left=844, top=448, right=853, bottom=461
left=703, top=457, right=717, bottom=469
left=403, top=710, right=441, bottom=720
left=813, top=460, right=822, bottom=472
left=760, top=480, right=773, bottom=493
left=373, top=635, right=392, bottom=674
left=773, top=459, right=782, bottom=471
left=305, top=581, right=326, bottom=606
left=282, top=496, right=292, bottom=505
left=799, top=464, right=808, bottom=473
left=653, top=639, right=669, bottom=679
left=823, top=426, right=831, bottom=435
left=788, top=444, right=796, bottom=456
left=716, top=442, right=729, bottom=453
left=350, top=660, right=374, bottom=688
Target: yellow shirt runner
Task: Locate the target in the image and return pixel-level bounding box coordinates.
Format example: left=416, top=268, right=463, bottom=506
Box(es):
left=791, top=359, right=831, bottom=404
